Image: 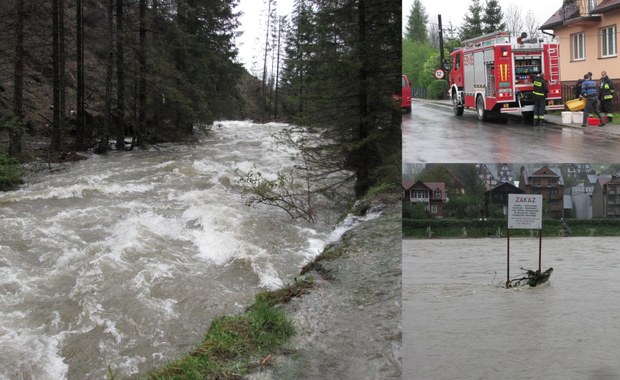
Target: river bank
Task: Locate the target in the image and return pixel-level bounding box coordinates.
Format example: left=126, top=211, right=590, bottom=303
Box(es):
left=144, top=196, right=402, bottom=379
left=245, top=198, right=402, bottom=379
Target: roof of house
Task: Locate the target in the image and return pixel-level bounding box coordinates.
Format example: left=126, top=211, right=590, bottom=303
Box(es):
left=421, top=182, right=446, bottom=193
left=521, top=165, right=565, bottom=185
left=608, top=177, right=620, bottom=185
left=538, top=0, right=620, bottom=30
left=593, top=0, right=620, bottom=13
left=540, top=3, right=580, bottom=29
left=598, top=176, right=614, bottom=186
left=402, top=180, right=414, bottom=190
left=485, top=181, right=523, bottom=194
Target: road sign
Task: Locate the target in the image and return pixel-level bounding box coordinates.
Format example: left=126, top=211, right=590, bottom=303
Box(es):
left=508, top=194, right=542, bottom=229
left=434, top=69, right=445, bottom=80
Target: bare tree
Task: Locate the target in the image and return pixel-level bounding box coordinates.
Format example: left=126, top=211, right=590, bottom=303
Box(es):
left=503, top=3, right=524, bottom=36
left=403, top=163, right=426, bottom=182
left=443, top=20, right=459, bottom=40
left=428, top=22, right=439, bottom=49
left=524, top=9, right=539, bottom=40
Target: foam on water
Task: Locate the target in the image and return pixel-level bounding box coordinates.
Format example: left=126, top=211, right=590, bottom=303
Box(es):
left=0, top=121, right=347, bottom=379
left=0, top=327, right=68, bottom=380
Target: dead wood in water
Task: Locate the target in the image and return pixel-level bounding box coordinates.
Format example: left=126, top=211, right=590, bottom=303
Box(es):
left=506, top=267, right=553, bottom=288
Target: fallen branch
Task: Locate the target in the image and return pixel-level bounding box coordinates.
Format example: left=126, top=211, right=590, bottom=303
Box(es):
left=506, top=267, right=553, bottom=288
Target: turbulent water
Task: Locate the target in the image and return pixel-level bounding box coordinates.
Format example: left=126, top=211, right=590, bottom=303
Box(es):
left=0, top=121, right=354, bottom=379
left=403, top=237, right=620, bottom=380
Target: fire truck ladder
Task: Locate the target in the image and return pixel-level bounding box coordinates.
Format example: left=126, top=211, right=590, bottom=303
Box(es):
left=547, top=46, right=560, bottom=84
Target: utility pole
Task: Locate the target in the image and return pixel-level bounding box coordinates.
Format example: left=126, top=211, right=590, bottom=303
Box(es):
left=438, top=15, right=445, bottom=69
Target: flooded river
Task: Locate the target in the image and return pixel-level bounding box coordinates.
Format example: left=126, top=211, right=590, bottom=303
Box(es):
left=403, top=237, right=620, bottom=380
left=0, top=121, right=352, bottom=379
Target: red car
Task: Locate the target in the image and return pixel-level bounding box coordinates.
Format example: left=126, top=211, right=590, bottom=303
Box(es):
left=401, top=74, right=412, bottom=113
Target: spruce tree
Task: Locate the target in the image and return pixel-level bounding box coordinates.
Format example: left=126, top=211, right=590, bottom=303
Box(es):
left=482, top=0, right=505, bottom=34
left=405, top=0, right=428, bottom=43
left=280, top=0, right=401, bottom=196
left=460, top=0, right=484, bottom=40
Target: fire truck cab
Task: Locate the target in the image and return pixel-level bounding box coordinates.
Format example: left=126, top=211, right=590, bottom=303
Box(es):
left=449, top=31, right=563, bottom=122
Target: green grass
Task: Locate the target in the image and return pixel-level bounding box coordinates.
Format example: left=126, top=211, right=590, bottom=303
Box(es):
left=144, top=280, right=309, bottom=380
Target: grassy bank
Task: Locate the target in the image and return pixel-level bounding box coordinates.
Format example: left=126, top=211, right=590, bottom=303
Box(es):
left=403, top=218, right=620, bottom=238
left=139, top=278, right=313, bottom=380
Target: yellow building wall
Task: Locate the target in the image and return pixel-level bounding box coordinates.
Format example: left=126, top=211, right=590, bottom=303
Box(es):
left=554, top=12, right=620, bottom=83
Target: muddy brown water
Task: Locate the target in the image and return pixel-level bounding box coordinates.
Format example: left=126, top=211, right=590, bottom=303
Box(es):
left=404, top=237, right=620, bottom=380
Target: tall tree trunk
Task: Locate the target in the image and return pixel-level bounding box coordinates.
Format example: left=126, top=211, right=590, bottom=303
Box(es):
left=98, top=0, right=113, bottom=153
left=10, top=0, right=24, bottom=157
left=51, top=0, right=62, bottom=153
left=136, top=0, right=147, bottom=148
left=76, top=0, right=86, bottom=150
left=262, top=0, right=272, bottom=103
left=59, top=0, right=66, bottom=150
left=274, top=17, right=282, bottom=119
left=355, top=0, right=370, bottom=196
left=116, top=0, right=125, bottom=150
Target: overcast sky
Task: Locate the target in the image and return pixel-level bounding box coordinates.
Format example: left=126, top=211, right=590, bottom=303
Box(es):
left=235, top=1, right=563, bottom=73
left=402, top=0, right=563, bottom=33
left=235, top=0, right=294, bottom=73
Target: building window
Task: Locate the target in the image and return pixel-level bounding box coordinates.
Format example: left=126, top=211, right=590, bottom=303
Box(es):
left=413, top=190, right=427, bottom=199
left=431, top=205, right=438, bottom=214
left=601, top=25, right=617, bottom=58
left=572, top=32, right=585, bottom=61
left=434, top=190, right=442, bottom=199
left=588, top=0, right=597, bottom=13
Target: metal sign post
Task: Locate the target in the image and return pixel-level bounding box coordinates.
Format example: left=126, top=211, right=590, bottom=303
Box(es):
left=506, top=194, right=543, bottom=286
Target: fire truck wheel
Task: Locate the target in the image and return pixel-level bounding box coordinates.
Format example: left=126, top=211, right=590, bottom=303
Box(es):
left=476, top=96, right=487, bottom=121
left=452, top=93, right=464, bottom=116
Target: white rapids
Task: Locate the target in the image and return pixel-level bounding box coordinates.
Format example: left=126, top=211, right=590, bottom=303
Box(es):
left=0, top=121, right=363, bottom=379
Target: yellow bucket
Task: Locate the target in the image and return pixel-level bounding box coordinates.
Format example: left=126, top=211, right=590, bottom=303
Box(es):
left=566, top=98, right=586, bottom=111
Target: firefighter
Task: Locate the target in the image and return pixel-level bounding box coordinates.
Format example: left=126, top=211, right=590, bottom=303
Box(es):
left=599, top=71, right=615, bottom=123
left=580, top=72, right=605, bottom=127
left=532, top=72, right=549, bottom=126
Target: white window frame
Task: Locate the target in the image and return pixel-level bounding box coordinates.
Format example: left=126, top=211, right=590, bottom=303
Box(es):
left=600, top=25, right=617, bottom=58
left=413, top=190, right=427, bottom=199
left=430, top=205, right=438, bottom=214
left=572, top=32, right=585, bottom=61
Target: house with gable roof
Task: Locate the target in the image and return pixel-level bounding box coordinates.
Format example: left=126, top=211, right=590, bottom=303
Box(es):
left=519, top=165, right=566, bottom=219
left=540, top=0, right=620, bottom=103
left=402, top=180, right=447, bottom=218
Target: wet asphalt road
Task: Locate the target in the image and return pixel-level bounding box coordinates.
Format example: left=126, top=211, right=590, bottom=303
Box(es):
left=403, top=100, right=620, bottom=163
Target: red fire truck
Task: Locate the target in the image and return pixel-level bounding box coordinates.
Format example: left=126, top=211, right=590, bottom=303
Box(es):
left=449, top=31, right=563, bottom=122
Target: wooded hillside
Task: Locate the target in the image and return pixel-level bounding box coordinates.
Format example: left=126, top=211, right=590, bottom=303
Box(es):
left=0, top=0, right=260, bottom=159
left=1, top=0, right=401, bottom=197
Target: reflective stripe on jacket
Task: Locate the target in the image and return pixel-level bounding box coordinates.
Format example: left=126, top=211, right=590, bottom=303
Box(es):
left=600, top=77, right=615, bottom=100
left=532, top=76, right=548, bottom=97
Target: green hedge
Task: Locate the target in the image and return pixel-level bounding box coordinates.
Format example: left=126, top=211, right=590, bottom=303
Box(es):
left=403, top=218, right=620, bottom=238
left=428, top=79, right=448, bottom=100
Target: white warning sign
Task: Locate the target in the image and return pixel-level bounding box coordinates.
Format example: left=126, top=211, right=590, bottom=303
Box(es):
left=508, top=194, right=543, bottom=230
